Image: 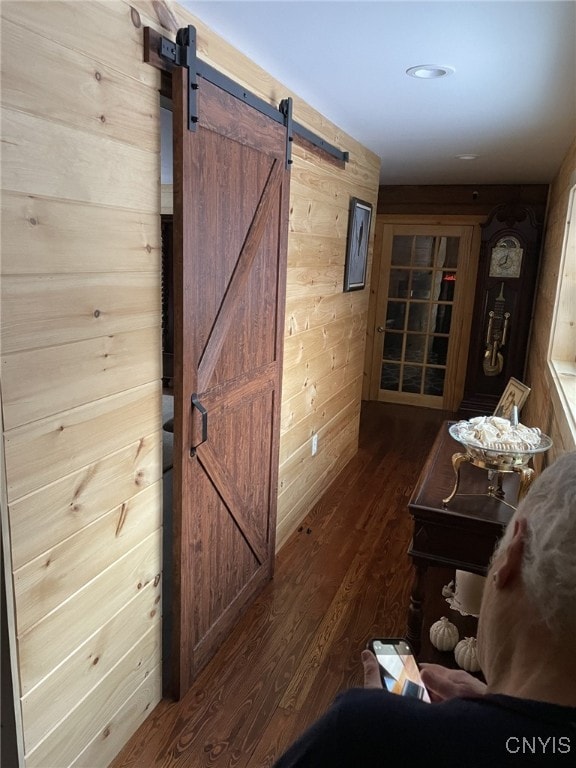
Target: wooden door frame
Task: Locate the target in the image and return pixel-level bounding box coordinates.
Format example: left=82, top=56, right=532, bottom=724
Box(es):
left=365, top=215, right=484, bottom=411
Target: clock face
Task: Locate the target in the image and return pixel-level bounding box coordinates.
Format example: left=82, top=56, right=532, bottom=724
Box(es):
left=489, top=237, right=523, bottom=278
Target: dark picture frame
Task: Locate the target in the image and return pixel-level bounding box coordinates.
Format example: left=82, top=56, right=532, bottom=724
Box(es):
left=343, top=197, right=372, bottom=291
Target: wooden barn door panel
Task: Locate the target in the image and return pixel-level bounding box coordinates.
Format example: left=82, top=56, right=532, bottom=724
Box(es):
left=171, top=68, right=289, bottom=698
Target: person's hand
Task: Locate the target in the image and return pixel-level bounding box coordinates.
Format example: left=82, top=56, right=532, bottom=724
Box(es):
left=361, top=649, right=383, bottom=689
left=419, top=663, right=487, bottom=702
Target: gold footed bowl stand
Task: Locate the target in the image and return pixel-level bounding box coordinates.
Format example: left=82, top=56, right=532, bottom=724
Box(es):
left=442, top=452, right=535, bottom=509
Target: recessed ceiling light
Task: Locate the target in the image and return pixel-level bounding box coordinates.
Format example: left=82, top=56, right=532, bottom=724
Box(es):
left=456, top=154, right=479, bottom=161
left=406, top=64, right=455, bottom=79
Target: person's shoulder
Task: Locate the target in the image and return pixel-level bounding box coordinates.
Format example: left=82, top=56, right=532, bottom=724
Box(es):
left=334, top=689, right=576, bottom=760
left=336, top=687, right=473, bottom=713
left=333, top=687, right=458, bottom=725
left=482, top=693, right=576, bottom=723
left=334, top=687, right=575, bottom=727
left=328, top=689, right=502, bottom=763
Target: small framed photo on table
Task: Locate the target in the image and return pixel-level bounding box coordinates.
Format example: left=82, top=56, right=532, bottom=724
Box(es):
left=343, top=197, right=372, bottom=292
left=494, top=377, right=531, bottom=419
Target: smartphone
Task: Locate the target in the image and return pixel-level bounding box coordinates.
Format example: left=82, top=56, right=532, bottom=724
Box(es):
left=367, top=638, right=430, bottom=703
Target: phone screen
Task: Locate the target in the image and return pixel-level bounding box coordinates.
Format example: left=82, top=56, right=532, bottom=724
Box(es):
left=369, top=639, right=430, bottom=703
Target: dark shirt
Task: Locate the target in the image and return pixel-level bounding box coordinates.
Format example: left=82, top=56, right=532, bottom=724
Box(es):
left=273, top=688, right=576, bottom=767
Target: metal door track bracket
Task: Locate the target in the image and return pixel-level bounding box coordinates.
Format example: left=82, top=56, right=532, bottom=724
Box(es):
left=175, top=26, right=198, bottom=131
left=144, top=25, right=348, bottom=165
left=280, top=98, right=294, bottom=168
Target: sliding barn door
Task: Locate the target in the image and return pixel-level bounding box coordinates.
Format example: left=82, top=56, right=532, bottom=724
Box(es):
left=171, top=68, right=290, bottom=697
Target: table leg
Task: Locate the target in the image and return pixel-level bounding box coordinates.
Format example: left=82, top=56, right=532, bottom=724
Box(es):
left=516, top=466, right=535, bottom=501
left=406, top=560, right=427, bottom=655
left=487, top=470, right=505, bottom=500
left=442, top=452, right=471, bottom=507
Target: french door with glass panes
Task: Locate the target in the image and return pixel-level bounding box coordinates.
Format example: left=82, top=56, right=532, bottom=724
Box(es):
left=370, top=223, right=479, bottom=410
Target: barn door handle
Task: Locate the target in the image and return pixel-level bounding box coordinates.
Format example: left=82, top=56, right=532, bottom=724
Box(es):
left=190, top=393, right=208, bottom=455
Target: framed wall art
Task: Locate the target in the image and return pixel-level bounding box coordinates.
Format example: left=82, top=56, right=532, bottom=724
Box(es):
left=343, top=197, right=372, bottom=292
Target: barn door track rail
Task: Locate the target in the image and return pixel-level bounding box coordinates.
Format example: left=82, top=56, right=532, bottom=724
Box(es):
left=144, top=25, right=349, bottom=169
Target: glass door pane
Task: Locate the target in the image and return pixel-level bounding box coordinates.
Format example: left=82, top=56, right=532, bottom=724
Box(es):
left=380, top=234, right=460, bottom=400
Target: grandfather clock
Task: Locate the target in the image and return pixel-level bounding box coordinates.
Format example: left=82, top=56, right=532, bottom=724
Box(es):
left=459, top=203, right=542, bottom=416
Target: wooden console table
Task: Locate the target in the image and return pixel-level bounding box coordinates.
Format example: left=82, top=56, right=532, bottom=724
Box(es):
left=406, top=421, right=517, bottom=655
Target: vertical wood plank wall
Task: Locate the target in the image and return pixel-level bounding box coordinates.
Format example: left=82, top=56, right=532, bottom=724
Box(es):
left=1, top=2, right=164, bottom=766
left=278, top=140, right=379, bottom=546
left=0, top=1, right=380, bottom=765
left=523, top=136, right=576, bottom=459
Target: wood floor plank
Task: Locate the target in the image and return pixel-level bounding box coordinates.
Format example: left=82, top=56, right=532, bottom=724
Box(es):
left=110, top=402, right=450, bottom=768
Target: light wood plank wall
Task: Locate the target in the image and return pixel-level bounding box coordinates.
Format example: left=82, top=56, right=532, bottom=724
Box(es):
left=1, top=2, right=164, bottom=766
left=0, top=1, right=380, bottom=765
left=523, top=136, right=576, bottom=460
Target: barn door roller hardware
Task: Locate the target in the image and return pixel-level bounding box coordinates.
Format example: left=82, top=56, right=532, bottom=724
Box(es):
left=144, top=26, right=349, bottom=168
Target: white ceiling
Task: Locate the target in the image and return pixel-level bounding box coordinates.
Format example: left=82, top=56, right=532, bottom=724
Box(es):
left=180, top=0, right=576, bottom=186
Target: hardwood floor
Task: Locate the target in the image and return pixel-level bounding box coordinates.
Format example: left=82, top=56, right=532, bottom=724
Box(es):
left=111, top=402, right=453, bottom=768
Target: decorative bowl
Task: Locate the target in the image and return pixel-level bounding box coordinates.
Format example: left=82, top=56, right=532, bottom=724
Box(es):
left=448, top=420, right=553, bottom=469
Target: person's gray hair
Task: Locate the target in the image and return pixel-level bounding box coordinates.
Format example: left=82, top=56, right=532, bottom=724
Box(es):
left=509, top=452, right=576, bottom=636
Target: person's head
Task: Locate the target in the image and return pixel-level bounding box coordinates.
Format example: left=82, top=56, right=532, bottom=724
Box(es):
left=510, top=451, right=576, bottom=637
left=478, top=452, right=576, bottom=675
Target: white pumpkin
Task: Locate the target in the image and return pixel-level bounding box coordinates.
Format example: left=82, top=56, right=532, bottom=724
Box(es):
left=454, top=636, right=481, bottom=672
left=429, top=616, right=459, bottom=652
